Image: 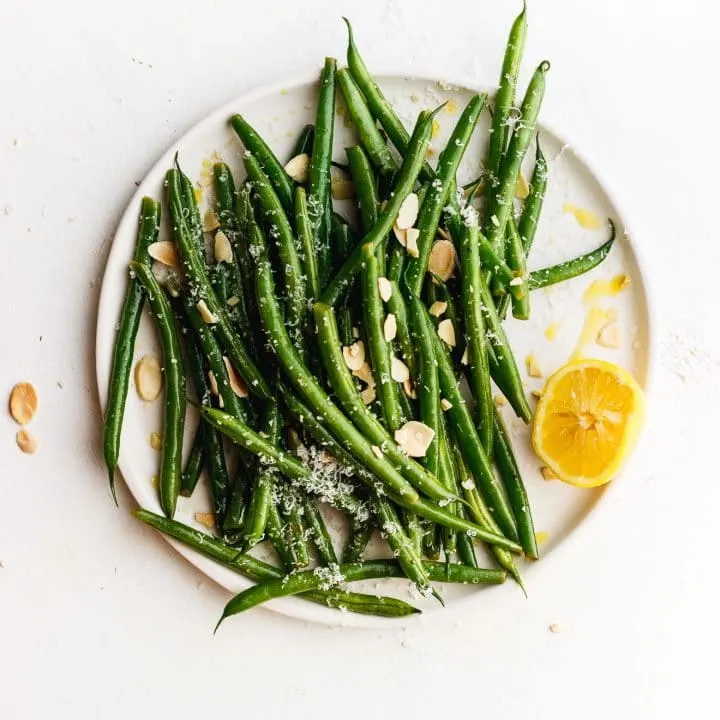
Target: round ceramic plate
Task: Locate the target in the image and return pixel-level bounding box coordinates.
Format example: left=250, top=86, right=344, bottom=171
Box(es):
left=96, top=73, right=656, bottom=627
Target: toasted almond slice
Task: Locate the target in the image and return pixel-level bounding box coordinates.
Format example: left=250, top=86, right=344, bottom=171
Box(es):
left=596, top=321, right=621, bottom=349
left=393, top=224, right=407, bottom=247
left=525, top=353, right=543, bottom=378
left=197, top=299, right=218, bottom=324
left=428, top=300, right=447, bottom=318
left=214, top=230, right=233, bottom=264
left=16, top=428, right=38, bottom=454
left=440, top=398, right=453, bottom=411
left=203, top=209, right=220, bottom=232
left=438, top=319, right=456, bottom=347
left=390, top=356, right=410, bottom=383
left=460, top=347, right=470, bottom=365
left=194, top=512, right=216, bottom=529
left=403, top=378, right=417, bottom=399
left=548, top=623, right=562, bottom=634
left=331, top=179, right=356, bottom=200
left=134, top=356, right=163, bottom=402
left=150, top=432, right=162, bottom=451
left=394, top=420, right=435, bottom=458
left=9, top=382, right=38, bottom=425
left=352, top=326, right=360, bottom=339
left=343, top=341, right=366, bottom=371
left=361, top=386, right=377, bottom=405
left=384, top=313, right=397, bottom=342
left=493, top=394, right=507, bottom=407
left=428, top=240, right=456, bottom=281
left=223, top=356, right=249, bottom=398
left=396, top=192, right=419, bottom=229
left=371, top=444, right=383, bottom=458
left=207, top=370, right=219, bottom=397
left=284, top=153, right=310, bottom=183
left=541, top=466, right=557, bottom=481
left=377, top=277, right=393, bottom=302
left=226, top=295, right=240, bottom=307
left=353, top=362, right=374, bottom=386
left=405, top=227, right=420, bottom=258
left=148, top=241, right=181, bottom=269
left=515, top=174, right=530, bottom=200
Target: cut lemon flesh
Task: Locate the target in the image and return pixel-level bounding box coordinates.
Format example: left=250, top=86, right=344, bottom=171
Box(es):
left=532, top=359, right=645, bottom=487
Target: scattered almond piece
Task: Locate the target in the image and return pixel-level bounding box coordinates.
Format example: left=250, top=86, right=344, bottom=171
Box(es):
left=525, top=353, right=543, bottom=378
left=371, top=444, right=383, bottom=459
left=16, top=429, right=38, bottom=454
left=207, top=370, right=219, bottom=397
left=343, top=341, right=366, bottom=371
left=203, top=209, right=220, bottom=232
left=460, top=347, right=470, bottom=365
left=548, top=623, right=562, bottom=634
left=214, top=231, right=233, bottom=264
left=391, top=356, right=410, bottom=383
left=196, top=299, right=218, bottom=325
left=403, top=378, right=417, bottom=399
left=490, top=214, right=500, bottom=227
left=405, top=228, right=420, bottom=258
left=393, top=224, right=407, bottom=247
left=438, top=319, right=456, bottom=347
left=361, top=386, right=377, bottom=405
left=134, top=356, right=163, bottom=402
left=428, top=300, right=447, bottom=318
left=493, top=395, right=507, bottom=407
left=9, top=382, right=38, bottom=425
left=531, top=389, right=543, bottom=399
left=223, top=357, right=249, bottom=398
left=150, top=432, right=162, bottom=451
left=331, top=179, right=356, bottom=200
left=394, top=421, right=435, bottom=458
left=353, top=362, right=374, bottom=386
left=377, top=277, right=393, bottom=302
left=284, top=153, right=310, bottom=183
left=440, top=398, right=453, bottom=411
left=384, top=314, right=397, bottom=342
left=515, top=174, right=530, bottom=199
left=194, top=512, right=216, bottom=529
left=226, top=295, right=240, bottom=307
left=428, top=240, right=456, bottom=281
left=148, top=241, right=181, bottom=269
left=396, top=192, right=419, bottom=229
left=596, top=321, right=621, bottom=349
left=541, top=466, right=557, bottom=481
left=352, top=326, right=360, bottom=339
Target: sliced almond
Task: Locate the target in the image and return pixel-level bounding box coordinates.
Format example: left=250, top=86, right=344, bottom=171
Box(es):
left=403, top=378, right=417, bottom=399
left=440, top=398, right=453, bottom=411
left=226, top=295, right=240, bottom=307
left=390, top=356, right=410, bottom=383
left=394, top=421, right=435, bottom=458
left=396, top=192, right=419, bottom=229
left=331, top=179, right=356, bottom=200
left=150, top=432, right=162, bottom=451
left=207, top=370, right=219, bottom=397
left=515, top=174, right=530, bottom=200
left=214, top=230, right=233, bottom=264
left=428, top=300, right=447, bottom=318
left=377, top=277, right=393, bottom=302
left=525, top=353, right=543, bottom=378
left=353, top=362, right=374, bottom=386
left=194, top=512, right=216, bottom=529
left=438, top=319, right=456, bottom=347
left=428, top=240, right=456, bottom=281
left=383, top=313, right=397, bottom=342
left=197, top=299, right=218, bottom=324
left=9, top=382, right=38, bottom=425
left=405, top=227, right=420, bottom=258
left=371, top=444, right=383, bottom=459
left=493, top=394, right=507, bottom=407
left=203, top=209, right=220, bottom=232
left=530, top=389, right=543, bottom=399
left=223, top=356, right=249, bottom=398
left=541, top=466, right=557, bottom=481
left=148, top=241, right=181, bottom=269
left=596, top=321, right=621, bottom=349
left=393, top=225, right=407, bottom=247
left=284, top=153, right=310, bottom=183
left=16, top=429, right=38, bottom=454
left=361, top=386, right=377, bottom=405
left=343, top=341, right=366, bottom=371
left=134, top=356, right=163, bottom=402
left=460, top=347, right=470, bottom=365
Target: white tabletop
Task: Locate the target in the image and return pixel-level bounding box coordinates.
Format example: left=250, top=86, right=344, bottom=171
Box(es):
left=1, top=0, right=716, bottom=717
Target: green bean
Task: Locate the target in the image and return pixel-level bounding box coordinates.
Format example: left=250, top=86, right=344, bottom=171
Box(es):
left=504, top=215, right=530, bottom=320
left=423, top=523, right=441, bottom=560
left=104, top=198, right=161, bottom=502
left=403, top=94, right=486, bottom=297
left=330, top=211, right=358, bottom=270
left=291, top=124, right=315, bottom=157
left=527, top=220, right=616, bottom=290
left=278, top=492, right=311, bottom=570
left=427, top=277, right=465, bottom=367
left=130, top=262, right=186, bottom=518
left=343, top=520, right=374, bottom=563
left=436, top=418, right=458, bottom=556
left=519, top=137, right=548, bottom=257
left=493, top=407, right=537, bottom=559
left=320, top=109, right=435, bottom=307
left=385, top=280, right=416, bottom=376
left=455, top=523, right=478, bottom=567
left=346, top=145, right=379, bottom=234
left=338, top=69, right=396, bottom=175
left=135, top=509, right=419, bottom=618
left=294, top=186, right=321, bottom=300
left=230, top=114, right=294, bottom=214
left=166, top=167, right=271, bottom=399
left=180, top=423, right=205, bottom=498
left=486, top=60, right=550, bottom=251
left=178, top=170, right=204, bottom=257
left=308, top=58, right=337, bottom=289
left=264, top=501, right=296, bottom=569
left=303, top=500, right=339, bottom=566
left=242, top=152, right=307, bottom=352
left=485, top=1, right=528, bottom=224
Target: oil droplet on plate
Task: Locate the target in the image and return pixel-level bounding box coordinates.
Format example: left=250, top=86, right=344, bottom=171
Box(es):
left=563, top=202, right=602, bottom=230
left=582, top=274, right=630, bottom=303
left=545, top=321, right=561, bottom=341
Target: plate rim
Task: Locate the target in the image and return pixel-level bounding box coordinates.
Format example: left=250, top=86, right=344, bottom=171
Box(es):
left=96, top=70, right=659, bottom=628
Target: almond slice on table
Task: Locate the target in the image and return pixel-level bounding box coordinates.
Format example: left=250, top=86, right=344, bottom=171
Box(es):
left=9, top=382, right=38, bottom=425
left=214, top=231, right=233, bottom=264
left=223, top=357, right=249, bottom=398
left=390, top=356, right=410, bottom=383
left=396, top=192, right=419, bottom=229
left=343, top=341, right=366, bottom=371
left=284, top=153, right=310, bottom=183
left=394, top=421, right=435, bottom=458
left=428, top=240, right=456, bottom=281
left=405, top=228, right=420, bottom=258
left=203, top=209, right=220, bottom=232
left=194, top=512, right=216, bottom=529
left=134, top=356, right=163, bottom=401
left=16, top=429, right=39, bottom=454
left=148, top=241, right=181, bottom=269
left=377, top=277, right=393, bottom=302
left=438, top=319, right=456, bottom=347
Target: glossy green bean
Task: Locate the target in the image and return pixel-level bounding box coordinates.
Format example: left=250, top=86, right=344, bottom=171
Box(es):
left=519, top=138, right=548, bottom=257
left=343, top=520, right=374, bottom=564
left=294, top=186, right=321, bottom=300
left=346, top=145, right=379, bottom=234
left=303, top=500, right=339, bottom=566
left=505, top=215, right=530, bottom=320
left=385, top=280, right=416, bottom=376
left=291, top=124, right=315, bottom=157
left=180, top=423, right=205, bottom=498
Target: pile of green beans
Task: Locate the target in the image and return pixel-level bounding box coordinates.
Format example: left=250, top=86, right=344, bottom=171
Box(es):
left=103, top=6, right=618, bottom=628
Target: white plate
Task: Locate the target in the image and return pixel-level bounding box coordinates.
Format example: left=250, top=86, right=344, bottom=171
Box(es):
left=96, top=73, right=657, bottom=627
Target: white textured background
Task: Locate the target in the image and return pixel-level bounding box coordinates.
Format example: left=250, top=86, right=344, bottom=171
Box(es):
left=0, top=0, right=717, bottom=717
